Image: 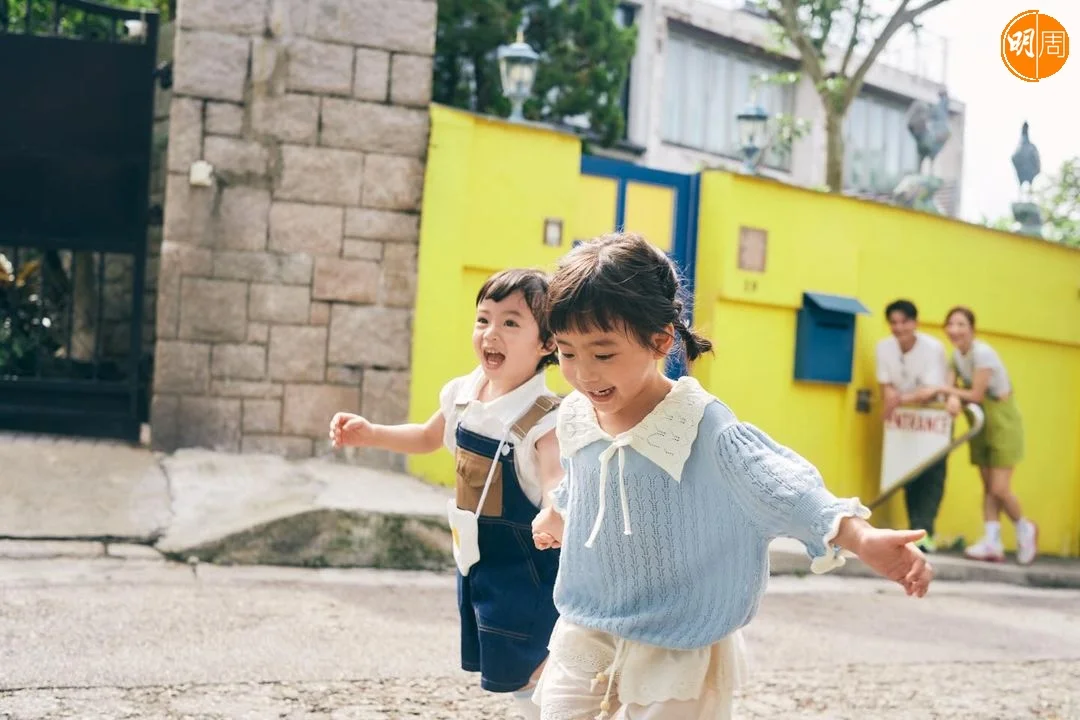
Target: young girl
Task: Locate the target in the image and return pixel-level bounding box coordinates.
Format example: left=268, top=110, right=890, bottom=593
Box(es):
left=530, top=233, right=934, bottom=720
left=330, top=268, right=564, bottom=720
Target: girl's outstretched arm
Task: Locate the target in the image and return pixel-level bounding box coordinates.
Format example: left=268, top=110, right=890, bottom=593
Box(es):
left=833, top=517, right=934, bottom=597
left=714, top=419, right=934, bottom=596
left=330, top=409, right=445, bottom=455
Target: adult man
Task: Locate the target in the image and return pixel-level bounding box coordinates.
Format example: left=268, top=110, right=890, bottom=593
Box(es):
left=875, top=299, right=949, bottom=552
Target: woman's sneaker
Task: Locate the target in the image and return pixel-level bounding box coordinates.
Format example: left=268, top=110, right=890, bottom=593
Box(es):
left=964, top=537, right=1005, bottom=562
left=1016, top=520, right=1039, bottom=565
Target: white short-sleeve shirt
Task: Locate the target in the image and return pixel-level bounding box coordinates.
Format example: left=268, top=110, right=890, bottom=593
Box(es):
left=875, top=331, right=947, bottom=394
left=438, top=366, right=558, bottom=507
left=953, top=339, right=1012, bottom=398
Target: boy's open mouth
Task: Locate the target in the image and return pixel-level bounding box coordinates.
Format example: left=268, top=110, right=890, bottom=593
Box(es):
left=587, top=387, right=615, bottom=401
left=482, top=350, right=505, bottom=369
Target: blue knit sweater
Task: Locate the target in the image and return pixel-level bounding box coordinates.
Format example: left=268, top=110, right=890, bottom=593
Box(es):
left=550, top=377, right=867, bottom=650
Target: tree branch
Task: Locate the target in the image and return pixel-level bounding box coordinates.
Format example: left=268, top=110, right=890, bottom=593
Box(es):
left=774, top=0, right=826, bottom=85
left=906, top=0, right=952, bottom=19
left=843, top=0, right=912, bottom=108
left=840, top=0, right=867, bottom=76
left=842, top=0, right=952, bottom=109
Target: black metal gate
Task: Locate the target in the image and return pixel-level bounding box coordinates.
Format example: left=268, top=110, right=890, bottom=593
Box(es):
left=0, top=0, right=159, bottom=441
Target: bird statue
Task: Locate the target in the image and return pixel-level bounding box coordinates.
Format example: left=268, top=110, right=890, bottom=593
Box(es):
left=1011, top=121, right=1041, bottom=199
left=905, top=89, right=952, bottom=175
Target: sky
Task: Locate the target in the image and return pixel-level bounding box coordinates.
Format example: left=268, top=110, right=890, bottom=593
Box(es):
left=917, top=0, right=1077, bottom=222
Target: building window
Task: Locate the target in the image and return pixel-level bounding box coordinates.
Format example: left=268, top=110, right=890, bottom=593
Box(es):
left=662, top=29, right=795, bottom=170
left=844, top=94, right=919, bottom=192
left=615, top=2, right=637, bottom=140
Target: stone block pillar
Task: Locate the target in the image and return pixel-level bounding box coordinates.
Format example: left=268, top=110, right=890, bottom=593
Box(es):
left=151, top=0, right=435, bottom=466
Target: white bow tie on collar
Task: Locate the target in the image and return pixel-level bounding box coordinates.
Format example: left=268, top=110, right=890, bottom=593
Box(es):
left=584, top=435, right=636, bottom=548
left=555, top=377, right=715, bottom=550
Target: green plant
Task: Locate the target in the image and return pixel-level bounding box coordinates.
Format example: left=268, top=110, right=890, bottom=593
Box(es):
left=526, top=0, right=638, bottom=145
left=1038, top=157, right=1080, bottom=247
left=0, top=252, right=63, bottom=376
left=983, top=157, right=1080, bottom=247
left=433, top=0, right=637, bottom=147
left=751, top=71, right=812, bottom=167
left=4, top=0, right=171, bottom=38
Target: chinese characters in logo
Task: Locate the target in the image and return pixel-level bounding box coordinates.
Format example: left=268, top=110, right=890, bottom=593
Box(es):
left=1001, top=10, right=1070, bottom=81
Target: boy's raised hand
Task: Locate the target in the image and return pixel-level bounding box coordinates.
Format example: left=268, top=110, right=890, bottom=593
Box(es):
left=329, top=412, right=373, bottom=449
left=855, top=527, right=934, bottom=598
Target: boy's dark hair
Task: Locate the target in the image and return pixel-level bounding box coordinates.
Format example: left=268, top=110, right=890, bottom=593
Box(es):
left=885, top=299, right=918, bottom=321
left=945, top=305, right=976, bottom=330
left=547, top=232, right=713, bottom=362
left=476, top=268, right=558, bottom=370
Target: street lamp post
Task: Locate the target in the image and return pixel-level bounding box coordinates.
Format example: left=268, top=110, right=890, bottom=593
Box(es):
left=736, top=102, right=771, bottom=174
left=497, top=30, right=540, bottom=122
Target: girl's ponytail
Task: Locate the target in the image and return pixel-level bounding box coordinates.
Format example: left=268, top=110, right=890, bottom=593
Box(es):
left=674, top=319, right=712, bottom=361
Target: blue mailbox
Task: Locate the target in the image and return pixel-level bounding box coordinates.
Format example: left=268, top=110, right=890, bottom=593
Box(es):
left=793, top=291, right=871, bottom=384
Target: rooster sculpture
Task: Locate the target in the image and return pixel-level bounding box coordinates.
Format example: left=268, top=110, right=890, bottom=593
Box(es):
left=1011, top=121, right=1041, bottom=199
left=905, top=89, right=951, bottom=175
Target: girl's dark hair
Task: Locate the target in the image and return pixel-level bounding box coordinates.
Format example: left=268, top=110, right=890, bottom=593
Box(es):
left=547, top=232, right=713, bottom=362
left=945, top=305, right=976, bottom=330
left=476, top=268, right=558, bottom=370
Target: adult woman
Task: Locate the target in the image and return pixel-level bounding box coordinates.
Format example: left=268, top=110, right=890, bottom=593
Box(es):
left=940, top=306, right=1037, bottom=565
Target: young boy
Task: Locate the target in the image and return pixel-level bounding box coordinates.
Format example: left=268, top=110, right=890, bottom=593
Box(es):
left=330, top=268, right=562, bottom=719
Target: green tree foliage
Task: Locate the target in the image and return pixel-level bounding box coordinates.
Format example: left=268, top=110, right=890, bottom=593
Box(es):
left=432, top=0, right=528, bottom=120
left=986, top=157, right=1080, bottom=247
left=2, top=0, right=171, bottom=37
left=433, top=0, right=637, bottom=146
left=525, top=0, right=637, bottom=145
left=1038, top=157, right=1080, bottom=247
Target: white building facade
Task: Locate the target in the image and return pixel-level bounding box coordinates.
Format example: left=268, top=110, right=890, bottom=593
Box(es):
left=615, top=0, right=966, bottom=214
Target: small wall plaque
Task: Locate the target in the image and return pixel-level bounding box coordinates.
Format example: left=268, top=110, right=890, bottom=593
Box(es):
left=738, top=226, right=767, bottom=273
left=544, top=218, right=563, bottom=247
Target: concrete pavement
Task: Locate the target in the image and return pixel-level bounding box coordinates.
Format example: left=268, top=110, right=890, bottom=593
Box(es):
left=2, top=431, right=1079, bottom=589
left=1, top=552, right=1077, bottom=719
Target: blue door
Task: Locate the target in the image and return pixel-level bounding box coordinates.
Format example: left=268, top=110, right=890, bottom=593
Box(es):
left=579, top=155, right=700, bottom=378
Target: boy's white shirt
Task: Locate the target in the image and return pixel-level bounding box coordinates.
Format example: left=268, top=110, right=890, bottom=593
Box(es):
left=439, top=366, right=558, bottom=507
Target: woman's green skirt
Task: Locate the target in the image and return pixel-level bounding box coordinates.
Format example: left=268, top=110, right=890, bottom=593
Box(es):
left=966, top=392, right=1024, bottom=468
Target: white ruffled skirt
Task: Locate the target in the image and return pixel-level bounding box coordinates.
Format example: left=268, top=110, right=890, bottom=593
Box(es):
left=532, top=618, right=749, bottom=720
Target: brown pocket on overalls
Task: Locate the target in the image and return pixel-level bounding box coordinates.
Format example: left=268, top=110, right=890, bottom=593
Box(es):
left=455, top=447, right=503, bottom=517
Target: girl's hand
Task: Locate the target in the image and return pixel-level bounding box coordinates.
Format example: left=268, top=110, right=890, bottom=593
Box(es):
left=532, top=506, right=564, bottom=550
left=329, top=412, right=373, bottom=449
left=534, top=532, right=559, bottom=550
left=945, top=394, right=962, bottom=417
left=854, top=527, right=934, bottom=597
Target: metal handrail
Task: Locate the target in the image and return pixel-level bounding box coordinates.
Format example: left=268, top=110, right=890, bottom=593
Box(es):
left=867, top=402, right=985, bottom=512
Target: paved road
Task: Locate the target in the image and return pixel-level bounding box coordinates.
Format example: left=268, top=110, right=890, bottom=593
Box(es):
left=1, top=554, right=1078, bottom=719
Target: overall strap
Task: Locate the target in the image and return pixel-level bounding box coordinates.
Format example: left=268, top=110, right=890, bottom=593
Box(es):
left=510, top=395, right=561, bottom=445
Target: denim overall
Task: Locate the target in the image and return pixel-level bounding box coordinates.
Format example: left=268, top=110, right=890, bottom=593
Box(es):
left=454, top=398, right=561, bottom=693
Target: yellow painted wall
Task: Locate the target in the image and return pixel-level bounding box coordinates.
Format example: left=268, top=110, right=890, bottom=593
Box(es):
left=409, top=106, right=613, bottom=486
left=694, top=171, right=1080, bottom=557
left=411, top=106, right=1080, bottom=557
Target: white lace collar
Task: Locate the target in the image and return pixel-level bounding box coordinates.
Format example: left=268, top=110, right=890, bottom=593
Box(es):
left=556, top=375, right=714, bottom=483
